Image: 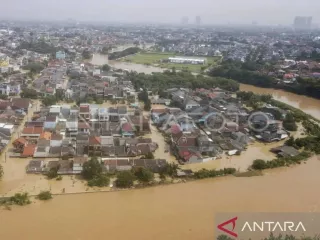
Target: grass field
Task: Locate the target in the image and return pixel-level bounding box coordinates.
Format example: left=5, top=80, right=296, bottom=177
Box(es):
left=123, top=52, right=222, bottom=73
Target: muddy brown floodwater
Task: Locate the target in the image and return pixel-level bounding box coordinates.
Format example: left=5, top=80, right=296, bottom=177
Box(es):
left=1, top=155, right=320, bottom=240
left=240, top=84, right=320, bottom=120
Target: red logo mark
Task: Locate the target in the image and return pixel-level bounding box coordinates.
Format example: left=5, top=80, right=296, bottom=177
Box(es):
left=217, top=217, right=238, bottom=238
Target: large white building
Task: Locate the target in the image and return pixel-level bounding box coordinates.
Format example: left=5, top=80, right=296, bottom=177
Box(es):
left=168, top=57, right=206, bottom=65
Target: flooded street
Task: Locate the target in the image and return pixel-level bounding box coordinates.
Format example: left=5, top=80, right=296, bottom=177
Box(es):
left=1, top=155, right=320, bottom=240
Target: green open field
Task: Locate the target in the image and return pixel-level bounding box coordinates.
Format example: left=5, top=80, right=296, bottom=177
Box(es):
left=122, top=52, right=222, bottom=73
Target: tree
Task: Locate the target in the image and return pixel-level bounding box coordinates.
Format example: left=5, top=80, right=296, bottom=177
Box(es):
left=141, top=152, right=155, bottom=159
left=0, top=164, right=3, bottom=180
left=88, top=174, right=110, bottom=187
left=82, top=49, right=92, bottom=59
left=283, top=113, right=298, bottom=131
left=37, top=191, right=52, bottom=200
left=251, top=159, right=267, bottom=170
left=144, top=99, right=151, bottom=111
left=102, top=64, right=111, bottom=72
left=81, top=157, right=103, bottom=180
left=132, top=167, right=154, bottom=183
left=0, top=94, right=8, bottom=100
left=42, top=95, right=57, bottom=106
left=47, top=167, right=58, bottom=179
left=95, top=98, right=104, bottom=104
left=20, top=88, right=38, bottom=99
left=160, top=163, right=179, bottom=177
left=115, top=171, right=135, bottom=188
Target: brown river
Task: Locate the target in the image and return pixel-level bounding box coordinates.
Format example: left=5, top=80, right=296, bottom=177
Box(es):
left=0, top=55, right=320, bottom=240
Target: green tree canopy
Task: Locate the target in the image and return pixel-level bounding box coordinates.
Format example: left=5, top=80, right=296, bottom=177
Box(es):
left=81, top=157, right=103, bottom=180
left=132, top=167, right=154, bottom=183
left=115, top=171, right=135, bottom=188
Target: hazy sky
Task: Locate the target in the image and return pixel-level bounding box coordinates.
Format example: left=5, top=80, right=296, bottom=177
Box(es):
left=1, top=0, right=319, bottom=25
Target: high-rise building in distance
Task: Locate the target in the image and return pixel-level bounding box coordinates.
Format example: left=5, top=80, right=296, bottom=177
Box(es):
left=294, top=16, right=312, bottom=29
left=195, top=16, right=201, bottom=25
left=181, top=16, right=189, bottom=25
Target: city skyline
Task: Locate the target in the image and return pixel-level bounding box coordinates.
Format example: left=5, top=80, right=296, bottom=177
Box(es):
left=0, top=0, right=319, bottom=25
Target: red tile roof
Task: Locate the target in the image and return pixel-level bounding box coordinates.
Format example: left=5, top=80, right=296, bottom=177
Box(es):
left=121, top=122, right=133, bottom=132
left=89, top=136, right=101, bottom=145
left=22, top=144, right=36, bottom=157
left=22, top=127, right=44, bottom=135
left=13, top=137, right=27, bottom=146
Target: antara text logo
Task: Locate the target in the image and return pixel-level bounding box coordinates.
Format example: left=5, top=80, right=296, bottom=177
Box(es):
left=217, top=216, right=306, bottom=238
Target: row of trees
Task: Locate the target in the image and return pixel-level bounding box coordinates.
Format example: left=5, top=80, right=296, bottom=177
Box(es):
left=209, top=59, right=320, bottom=99
left=127, top=70, right=239, bottom=93
left=251, top=151, right=311, bottom=170
left=138, top=89, right=151, bottom=111
left=108, top=47, right=140, bottom=60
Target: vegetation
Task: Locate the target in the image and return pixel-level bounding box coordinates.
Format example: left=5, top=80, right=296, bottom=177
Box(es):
left=82, top=49, right=92, bottom=60
left=251, top=151, right=312, bottom=170
left=47, top=167, right=59, bottom=179
left=159, top=163, right=179, bottom=177
left=282, top=113, right=297, bottom=131
left=193, top=168, right=236, bottom=179
left=20, top=88, right=38, bottom=99
left=42, top=95, right=57, bottom=106
left=115, top=171, right=135, bottom=188
left=22, top=62, right=45, bottom=74
left=108, top=47, right=140, bottom=60
left=19, top=40, right=56, bottom=54
left=0, top=192, right=31, bottom=206
left=81, top=157, right=110, bottom=187
left=132, top=167, right=154, bottom=184
left=37, top=191, right=53, bottom=200
left=209, top=59, right=320, bottom=99
left=81, top=157, right=103, bottom=180
left=125, top=52, right=221, bottom=73
left=87, top=174, right=110, bottom=187
left=101, top=64, right=111, bottom=72
left=127, top=71, right=239, bottom=93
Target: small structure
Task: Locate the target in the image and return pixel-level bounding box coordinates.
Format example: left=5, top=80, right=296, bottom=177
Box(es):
left=73, top=156, right=88, bottom=174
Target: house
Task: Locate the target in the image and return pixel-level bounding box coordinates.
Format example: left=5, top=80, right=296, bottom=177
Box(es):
left=50, top=134, right=63, bottom=147
left=88, top=136, right=101, bottom=156
left=13, top=137, right=27, bottom=152
left=185, top=99, right=200, bottom=110
left=57, top=160, right=73, bottom=175
left=78, top=122, right=90, bottom=133
left=178, top=149, right=203, bottom=164
left=26, top=160, right=44, bottom=173
left=34, top=139, right=50, bottom=158
left=21, top=144, right=37, bottom=157
left=121, top=122, right=135, bottom=137
left=73, top=156, right=88, bottom=174
left=271, top=146, right=300, bottom=157
left=44, top=116, right=58, bottom=130
left=39, top=131, right=52, bottom=140
left=76, top=134, right=89, bottom=155
left=21, top=127, right=43, bottom=139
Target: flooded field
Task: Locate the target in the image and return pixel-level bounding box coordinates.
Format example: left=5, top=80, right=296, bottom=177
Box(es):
left=1, top=155, right=320, bottom=240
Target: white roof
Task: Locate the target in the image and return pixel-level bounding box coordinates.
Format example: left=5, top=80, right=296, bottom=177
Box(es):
left=4, top=125, right=14, bottom=129
left=0, top=123, right=5, bottom=128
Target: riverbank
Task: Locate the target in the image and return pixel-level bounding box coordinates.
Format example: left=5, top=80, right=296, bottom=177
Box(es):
left=1, top=155, right=320, bottom=240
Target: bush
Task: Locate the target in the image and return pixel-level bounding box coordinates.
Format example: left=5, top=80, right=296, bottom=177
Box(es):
left=88, top=174, right=110, bottom=187
left=193, top=168, right=236, bottom=179
left=9, top=193, right=31, bottom=206
left=47, top=167, right=59, bottom=179
left=251, top=159, right=267, bottom=170
left=56, top=176, right=63, bottom=181
left=132, top=167, right=154, bottom=183
left=115, top=171, right=135, bottom=188
left=95, top=98, right=104, bottom=104
left=37, top=191, right=52, bottom=200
